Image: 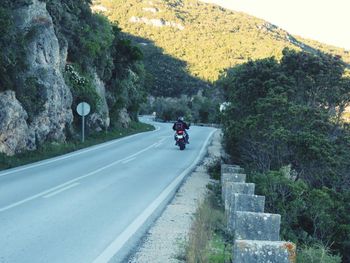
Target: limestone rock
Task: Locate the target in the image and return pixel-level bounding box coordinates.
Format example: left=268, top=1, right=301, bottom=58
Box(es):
left=0, top=91, right=32, bottom=156
left=119, top=108, right=132, bottom=128
left=86, top=72, right=110, bottom=132
left=13, top=0, right=73, bottom=147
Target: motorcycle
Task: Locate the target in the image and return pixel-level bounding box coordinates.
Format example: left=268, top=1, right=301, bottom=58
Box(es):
left=175, top=130, right=187, bottom=150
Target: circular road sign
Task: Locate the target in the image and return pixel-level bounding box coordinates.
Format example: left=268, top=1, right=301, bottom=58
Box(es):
left=76, top=102, right=91, bottom=117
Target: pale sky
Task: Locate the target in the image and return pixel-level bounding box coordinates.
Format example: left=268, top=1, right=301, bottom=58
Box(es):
left=200, top=0, right=350, bottom=50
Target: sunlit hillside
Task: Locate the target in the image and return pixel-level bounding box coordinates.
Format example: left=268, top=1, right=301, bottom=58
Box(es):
left=92, top=0, right=350, bottom=97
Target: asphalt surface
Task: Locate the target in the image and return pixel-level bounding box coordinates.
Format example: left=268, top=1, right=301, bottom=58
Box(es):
left=0, top=117, right=216, bottom=263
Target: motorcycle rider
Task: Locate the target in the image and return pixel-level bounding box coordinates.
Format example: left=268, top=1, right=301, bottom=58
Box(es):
left=173, top=116, right=190, bottom=144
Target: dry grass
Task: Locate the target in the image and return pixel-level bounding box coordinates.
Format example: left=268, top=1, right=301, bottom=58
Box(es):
left=185, top=184, right=233, bottom=263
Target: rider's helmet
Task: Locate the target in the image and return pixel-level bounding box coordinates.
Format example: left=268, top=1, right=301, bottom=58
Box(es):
left=178, top=116, right=184, bottom=121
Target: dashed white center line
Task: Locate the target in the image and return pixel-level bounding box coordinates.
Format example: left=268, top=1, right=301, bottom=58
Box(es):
left=121, top=157, right=137, bottom=164
left=43, top=183, right=80, bottom=198
left=0, top=141, right=160, bottom=212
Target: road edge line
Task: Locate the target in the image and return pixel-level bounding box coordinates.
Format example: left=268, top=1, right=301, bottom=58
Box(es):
left=92, top=128, right=217, bottom=263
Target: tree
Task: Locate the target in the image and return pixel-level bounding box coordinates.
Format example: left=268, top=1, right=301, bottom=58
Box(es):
left=220, top=48, right=350, bottom=260
left=220, top=48, right=350, bottom=188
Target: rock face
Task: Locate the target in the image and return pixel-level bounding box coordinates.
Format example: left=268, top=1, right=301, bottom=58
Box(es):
left=8, top=0, right=73, bottom=154
left=118, top=108, right=132, bottom=128
left=0, top=91, right=33, bottom=156
left=87, top=72, right=110, bottom=132
left=0, top=0, right=132, bottom=156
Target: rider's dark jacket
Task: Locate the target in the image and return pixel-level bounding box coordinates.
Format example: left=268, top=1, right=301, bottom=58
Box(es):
left=172, top=120, right=189, bottom=131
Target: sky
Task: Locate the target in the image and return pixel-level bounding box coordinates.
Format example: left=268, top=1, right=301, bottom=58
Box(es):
left=200, top=0, right=350, bottom=50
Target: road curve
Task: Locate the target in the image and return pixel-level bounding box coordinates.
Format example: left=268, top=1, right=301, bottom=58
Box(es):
left=0, top=117, right=216, bottom=263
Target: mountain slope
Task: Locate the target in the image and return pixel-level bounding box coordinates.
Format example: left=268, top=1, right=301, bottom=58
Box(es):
left=93, top=0, right=350, bottom=97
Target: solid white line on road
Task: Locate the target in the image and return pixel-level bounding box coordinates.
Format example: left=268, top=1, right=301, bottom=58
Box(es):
left=92, top=129, right=217, bottom=263
left=0, top=142, right=160, bottom=213
left=121, top=157, right=136, bottom=164
left=0, top=124, right=162, bottom=178
left=42, top=183, right=80, bottom=198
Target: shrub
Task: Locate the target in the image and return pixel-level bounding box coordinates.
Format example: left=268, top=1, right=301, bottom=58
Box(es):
left=16, top=76, right=46, bottom=122
left=186, top=189, right=231, bottom=263
left=64, top=64, right=101, bottom=117
left=297, top=244, right=342, bottom=263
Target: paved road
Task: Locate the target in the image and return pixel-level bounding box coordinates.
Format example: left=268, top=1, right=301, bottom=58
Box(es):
left=0, top=117, right=216, bottom=263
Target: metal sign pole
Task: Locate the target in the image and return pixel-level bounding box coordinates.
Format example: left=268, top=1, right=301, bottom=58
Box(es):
left=82, top=115, right=85, bottom=143
left=82, top=103, right=85, bottom=143
left=76, top=102, right=90, bottom=143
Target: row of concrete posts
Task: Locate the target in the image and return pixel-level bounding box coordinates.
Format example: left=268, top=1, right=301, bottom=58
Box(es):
left=221, top=164, right=296, bottom=263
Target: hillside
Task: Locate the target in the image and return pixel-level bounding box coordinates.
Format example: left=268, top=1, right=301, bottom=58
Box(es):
left=92, top=0, right=350, bottom=97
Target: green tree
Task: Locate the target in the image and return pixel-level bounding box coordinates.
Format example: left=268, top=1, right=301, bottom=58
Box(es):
left=220, top=49, right=350, bottom=260
left=221, top=49, right=350, bottom=188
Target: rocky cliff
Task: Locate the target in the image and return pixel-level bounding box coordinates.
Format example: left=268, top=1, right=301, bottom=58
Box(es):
left=0, top=0, right=138, bottom=156
left=0, top=0, right=73, bottom=156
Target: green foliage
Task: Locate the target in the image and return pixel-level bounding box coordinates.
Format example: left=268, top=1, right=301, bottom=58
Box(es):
left=221, top=49, right=350, bottom=188
left=0, top=6, right=26, bottom=90
left=297, top=244, right=342, bottom=263
left=250, top=171, right=350, bottom=262
left=16, top=76, right=46, bottom=123
left=221, top=49, right=350, bottom=261
left=207, top=158, right=221, bottom=181
left=143, top=93, right=220, bottom=123
left=185, top=186, right=232, bottom=263
left=44, top=1, right=146, bottom=124
left=107, top=31, right=147, bottom=123
left=94, top=0, right=350, bottom=98
left=249, top=170, right=308, bottom=243
left=45, top=0, right=114, bottom=73
left=64, top=64, right=101, bottom=113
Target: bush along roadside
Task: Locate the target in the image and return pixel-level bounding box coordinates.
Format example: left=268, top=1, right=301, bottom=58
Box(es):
left=185, top=160, right=342, bottom=263
left=0, top=121, right=154, bottom=171
left=248, top=168, right=345, bottom=263
left=220, top=49, right=350, bottom=262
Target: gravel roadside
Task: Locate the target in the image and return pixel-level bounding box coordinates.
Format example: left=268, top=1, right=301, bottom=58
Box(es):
left=127, top=130, right=222, bottom=263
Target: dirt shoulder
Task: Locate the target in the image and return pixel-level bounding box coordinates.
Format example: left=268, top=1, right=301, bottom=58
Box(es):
left=128, top=130, right=222, bottom=263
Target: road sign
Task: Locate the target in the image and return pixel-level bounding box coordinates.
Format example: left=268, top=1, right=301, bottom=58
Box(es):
left=76, top=102, right=90, bottom=117
left=76, top=102, right=91, bottom=143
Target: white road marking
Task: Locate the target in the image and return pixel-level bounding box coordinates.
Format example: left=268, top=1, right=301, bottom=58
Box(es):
left=154, top=143, right=161, bottom=148
left=0, top=125, right=161, bottom=178
left=121, top=157, right=136, bottom=164
left=43, top=183, right=80, bottom=198
left=0, top=180, right=78, bottom=212
left=0, top=142, right=160, bottom=213
left=92, top=129, right=216, bottom=263
left=154, top=136, right=168, bottom=148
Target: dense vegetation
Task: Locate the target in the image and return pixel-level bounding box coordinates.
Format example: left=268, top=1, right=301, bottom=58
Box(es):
left=220, top=48, right=350, bottom=261
left=0, top=1, right=28, bottom=91
left=141, top=92, right=220, bottom=123
left=0, top=0, right=146, bottom=127
left=44, top=0, right=146, bottom=124
left=93, top=0, right=350, bottom=98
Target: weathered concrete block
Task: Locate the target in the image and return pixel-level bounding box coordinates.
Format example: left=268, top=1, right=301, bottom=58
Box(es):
left=222, top=183, right=255, bottom=210
left=234, top=211, right=281, bottom=241
left=221, top=164, right=244, bottom=174
left=233, top=240, right=296, bottom=263
left=222, top=173, right=246, bottom=185
left=227, top=194, right=265, bottom=232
